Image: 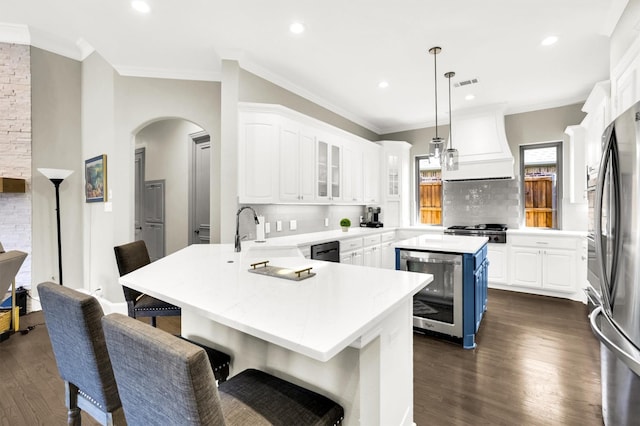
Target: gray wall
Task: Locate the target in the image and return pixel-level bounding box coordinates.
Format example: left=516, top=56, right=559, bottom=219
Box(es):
left=31, top=47, right=83, bottom=289
left=239, top=68, right=379, bottom=141
left=78, top=51, right=222, bottom=301
left=505, top=103, right=586, bottom=172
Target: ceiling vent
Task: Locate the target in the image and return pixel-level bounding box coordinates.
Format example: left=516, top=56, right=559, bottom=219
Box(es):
left=454, top=78, right=478, bottom=88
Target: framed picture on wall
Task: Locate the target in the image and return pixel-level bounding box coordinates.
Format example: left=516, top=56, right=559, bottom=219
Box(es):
left=85, top=154, right=107, bottom=203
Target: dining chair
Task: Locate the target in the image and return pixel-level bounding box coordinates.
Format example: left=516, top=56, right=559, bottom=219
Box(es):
left=102, top=313, right=344, bottom=426
left=113, top=240, right=231, bottom=382
left=38, top=282, right=124, bottom=426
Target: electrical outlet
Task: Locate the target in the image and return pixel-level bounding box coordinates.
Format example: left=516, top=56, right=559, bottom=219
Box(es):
left=276, top=220, right=282, bottom=232
left=324, top=218, right=329, bottom=227
left=265, top=222, right=271, bottom=234
left=290, top=219, right=297, bottom=231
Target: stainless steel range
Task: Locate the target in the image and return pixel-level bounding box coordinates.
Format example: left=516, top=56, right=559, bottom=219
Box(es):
left=444, top=224, right=508, bottom=244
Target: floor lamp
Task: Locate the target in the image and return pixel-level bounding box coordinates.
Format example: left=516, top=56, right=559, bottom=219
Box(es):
left=38, top=168, right=73, bottom=286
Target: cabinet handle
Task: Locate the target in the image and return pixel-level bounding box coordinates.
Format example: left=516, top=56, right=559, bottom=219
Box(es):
left=536, top=241, right=549, bottom=245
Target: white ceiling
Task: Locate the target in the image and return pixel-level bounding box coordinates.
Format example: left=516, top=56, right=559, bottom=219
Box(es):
left=1, top=0, right=628, bottom=134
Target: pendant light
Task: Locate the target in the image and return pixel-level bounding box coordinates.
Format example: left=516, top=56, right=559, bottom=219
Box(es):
left=428, top=46, right=444, bottom=159
left=444, top=71, right=459, bottom=171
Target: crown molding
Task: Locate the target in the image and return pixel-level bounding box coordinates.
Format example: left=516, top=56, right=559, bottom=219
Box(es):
left=0, top=23, right=88, bottom=61
left=0, top=23, right=30, bottom=44
left=114, top=64, right=221, bottom=82
left=233, top=55, right=382, bottom=135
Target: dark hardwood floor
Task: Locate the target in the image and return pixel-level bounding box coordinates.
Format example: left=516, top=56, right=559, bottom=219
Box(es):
left=0, top=289, right=602, bottom=425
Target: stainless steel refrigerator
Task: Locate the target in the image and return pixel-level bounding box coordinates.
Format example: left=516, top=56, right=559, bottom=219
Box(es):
left=590, top=100, right=640, bottom=425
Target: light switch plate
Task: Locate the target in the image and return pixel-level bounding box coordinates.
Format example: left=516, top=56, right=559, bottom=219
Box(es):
left=290, top=219, right=297, bottom=231
left=104, top=202, right=113, bottom=212
left=324, top=218, right=329, bottom=227
left=265, top=222, right=271, bottom=234
left=276, top=220, right=282, bottom=232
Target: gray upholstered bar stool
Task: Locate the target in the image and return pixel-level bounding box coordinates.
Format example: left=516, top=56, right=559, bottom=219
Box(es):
left=114, top=240, right=231, bottom=382
left=102, top=313, right=344, bottom=425
left=38, top=282, right=125, bottom=426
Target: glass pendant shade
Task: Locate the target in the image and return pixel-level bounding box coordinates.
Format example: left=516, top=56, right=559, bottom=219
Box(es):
left=444, top=148, right=459, bottom=171
left=429, top=136, right=444, bottom=158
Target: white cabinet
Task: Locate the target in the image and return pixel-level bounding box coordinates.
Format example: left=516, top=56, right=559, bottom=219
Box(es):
left=509, top=234, right=580, bottom=294
left=342, top=140, right=363, bottom=204
left=363, top=143, right=381, bottom=204
left=340, top=237, right=363, bottom=265
left=581, top=81, right=611, bottom=171
left=279, top=121, right=316, bottom=202
left=238, top=112, right=279, bottom=203
left=511, top=247, right=543, bottom=288
left=316, top=135, right=341, bottom=202
left=240, top=103, right=379, bottom=206
left=378, top=141, right=411, bottom=227
left=487, top=244, right=507, bottom=285
left=542, top=248, right=578, bottom=292
left=379, top=231, right=397, bottom=269
left=362, top=234, right=382, bottom=268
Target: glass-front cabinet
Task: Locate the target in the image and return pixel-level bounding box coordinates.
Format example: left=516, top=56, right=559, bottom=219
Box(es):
left=317, top=137, right=341, bottom=201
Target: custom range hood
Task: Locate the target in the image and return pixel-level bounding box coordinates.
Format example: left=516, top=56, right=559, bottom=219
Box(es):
left=441, top=104, right=514, bottom=181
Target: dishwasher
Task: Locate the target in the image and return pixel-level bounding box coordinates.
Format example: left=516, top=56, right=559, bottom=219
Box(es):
left=310, top=241, right=340, bottom=263
left=398, top=249, right=463, bottom=338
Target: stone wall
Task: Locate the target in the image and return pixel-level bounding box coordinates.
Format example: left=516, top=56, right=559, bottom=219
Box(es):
left=0, top=43, right=31, bottom=288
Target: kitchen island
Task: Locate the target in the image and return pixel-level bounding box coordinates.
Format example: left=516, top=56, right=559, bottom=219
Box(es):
left=394, top=234, right=489, bottom=349
left=119, top=243, right=431, bottom=425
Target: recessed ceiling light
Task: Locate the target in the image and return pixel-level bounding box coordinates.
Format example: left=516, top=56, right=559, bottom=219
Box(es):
left=541, top=36, right=558, bottom=46
left=378, top=81, right=389, bottom=89
left=465, top=94, right=475, bottom=101
left=131, top=0, right=150, bottom=13
left=289, top=22, right=305, bottom=34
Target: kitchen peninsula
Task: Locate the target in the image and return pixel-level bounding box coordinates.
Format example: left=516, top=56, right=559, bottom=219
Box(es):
left=119, top=244, right=431, bottom=425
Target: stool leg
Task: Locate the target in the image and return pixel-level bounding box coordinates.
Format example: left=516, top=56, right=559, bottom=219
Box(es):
left=65, top=382, right=81, bottom=426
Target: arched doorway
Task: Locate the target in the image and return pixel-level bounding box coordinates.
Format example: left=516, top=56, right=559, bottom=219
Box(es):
left=134, top=118, right=212, bottom=260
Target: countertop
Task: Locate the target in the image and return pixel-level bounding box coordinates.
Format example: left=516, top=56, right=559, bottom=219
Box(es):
left=120, top=244, right=432, bottom=361
left=243, top=225, right=583, bottom=252
left=507, top=228, right=587, bottom=238
left=393, top=234, right=489, bottom=254
left=243, top=225, right=444, bottom=250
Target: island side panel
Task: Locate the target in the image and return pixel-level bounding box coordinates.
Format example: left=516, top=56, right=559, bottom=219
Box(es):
left=181, top=299, right=415, bottom=425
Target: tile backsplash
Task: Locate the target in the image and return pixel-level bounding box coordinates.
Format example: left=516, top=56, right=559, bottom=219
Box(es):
left=239, top=204, right=365, bottom=240
left=443, top=179, right=521, bottom=229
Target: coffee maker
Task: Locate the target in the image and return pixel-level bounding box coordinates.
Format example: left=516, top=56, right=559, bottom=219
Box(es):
left=360, top=206, right=383, bottom=228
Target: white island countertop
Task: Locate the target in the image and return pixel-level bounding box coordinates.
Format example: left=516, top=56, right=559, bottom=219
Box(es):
left=393, top=233, right=488, bottom=254
left=120, top=244, right=431, bottom=362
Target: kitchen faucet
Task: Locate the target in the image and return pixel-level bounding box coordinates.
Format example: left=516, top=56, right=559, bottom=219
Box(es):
left=235, top=206, right=260, bottom=252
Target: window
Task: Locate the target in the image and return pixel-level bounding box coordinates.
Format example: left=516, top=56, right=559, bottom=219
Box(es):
left=520, top=142, right=562, bottom=229
left=415, top=155, right=442, bottom=225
